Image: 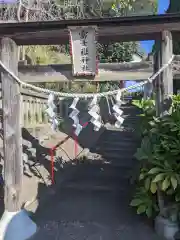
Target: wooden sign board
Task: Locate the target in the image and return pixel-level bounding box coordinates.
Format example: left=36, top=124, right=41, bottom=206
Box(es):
left=69, top=26, right=97, bottom=77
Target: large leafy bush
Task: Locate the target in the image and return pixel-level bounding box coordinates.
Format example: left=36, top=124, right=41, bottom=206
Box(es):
left=131, top=96, right=180, bottom=220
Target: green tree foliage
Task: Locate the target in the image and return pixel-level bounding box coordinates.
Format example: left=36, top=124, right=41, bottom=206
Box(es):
left=24, top=45, right=70, bottom=65
left=54, top=0, right=158, bottom=18
left=131, top=96, right=180, bottom=220
left=110, top=0, right=157, bottom=17
left=25, top=0, right=158, bottom=66
left=97, top=42, right=140, bottom=63
left=23, top=0, right=157, bottom=92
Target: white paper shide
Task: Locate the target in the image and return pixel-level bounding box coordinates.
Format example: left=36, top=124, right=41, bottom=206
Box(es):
left=113, top=91, right=124, bottom=128
left=88, top=96, right=102, bottom=131
left=69, top=98, right=83, bottom=136
left=45, top=93, right=58, bottom=130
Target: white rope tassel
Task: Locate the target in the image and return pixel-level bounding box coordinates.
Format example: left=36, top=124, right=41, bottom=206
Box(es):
left=88, top=96, right=102, bottom=131
left=113, top=91, right=124, bottom=128
left=45, top=93, right=58, bottom=130
left=69, top=97, right=82, bottom=136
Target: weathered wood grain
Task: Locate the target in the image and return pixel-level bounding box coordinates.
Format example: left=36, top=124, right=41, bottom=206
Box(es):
left=0, top=37, right=23, bottom=211
left=0, top=13, right=178, bottom=44
left=154, top=31, right=173, bottom=117
left=16, top=58, right=180, bottom=82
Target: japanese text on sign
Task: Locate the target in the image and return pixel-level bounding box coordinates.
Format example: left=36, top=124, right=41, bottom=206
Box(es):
left=69, top=26, right=97, bottom=76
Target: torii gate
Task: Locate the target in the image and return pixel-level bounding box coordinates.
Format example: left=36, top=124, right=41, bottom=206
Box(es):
left=0, top=13, right=177, bottom=239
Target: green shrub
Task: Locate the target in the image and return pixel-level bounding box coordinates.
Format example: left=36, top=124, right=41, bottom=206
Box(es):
left=130, top=95, right=180, bottom=219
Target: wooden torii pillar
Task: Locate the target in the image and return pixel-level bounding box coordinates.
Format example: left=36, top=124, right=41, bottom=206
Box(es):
left=144, top=31, right=173, bottom=102
left=154, top=30, right=173, bottom=116
left=154, top=30, right=174, bottom=238
left=0, top=38, right=37, bottom=240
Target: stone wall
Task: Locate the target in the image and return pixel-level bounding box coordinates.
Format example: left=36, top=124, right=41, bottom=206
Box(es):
left=0, top=88, right=105, bottom=214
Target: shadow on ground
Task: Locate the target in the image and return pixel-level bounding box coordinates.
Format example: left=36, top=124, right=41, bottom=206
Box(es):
left=27, top=103, right=163, bottom=240
left=0, top=100, right=164, bottom=240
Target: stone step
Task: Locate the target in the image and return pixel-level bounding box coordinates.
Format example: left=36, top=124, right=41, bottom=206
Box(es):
left=71, top=172, right=130, bottom=185
left=90, top=148, right=137, bottom=156
left=122, top=119, right=139, bottom=124
left=124, top=120, right=140, bottom=124
left=100, top=137, right=138, bottom=145
left=121, top=106, right=141, bottom=111
left=123, top=121, right=140, bottom=124
left=123, top=115, right=140, bottom=119
left=93, top=139, right=139, bottom=152
left=123, top=115, right=140, bottom=118
left=116, top=116, right=139, bottom=124
left=103, top=129, right=136, bottom=136
left=94, top=142, right=138, bottom=154
left=101, top=151, right=136, bottom=160
left=121, top=105, right=137, bottom=108
left=34, top=188, right=134, bottom=223
left=123, top=117, right=140, bottom=121
left=104, top=125, right=136, bottom=132
left=96, top=140, right=138, bottom=148
left=122, top=122, right=139, bottom=125
left=122, top=114, right=139, bottom=117
left=122, top=121, right=138, bottom=125
left=83, top=154, right=136, bottom=168
left=70, top=162, right=132, bottom=179
left=101, top=136, right=138, bottom=142
left=88, top=156, right=136, bottom=168
left=122, top=123, right=139, bottom=128
left=94, top=145, right=136, bottom=154
left=101, top=134, right=136, bottom=141
left=122, top=113, right=141, bottom=117
left=61, top=178, right=132, bottom=192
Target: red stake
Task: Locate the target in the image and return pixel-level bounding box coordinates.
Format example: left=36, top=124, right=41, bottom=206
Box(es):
left=50, top=122, right=89, bottom=184
left=50, top=145, right=57, bottom=184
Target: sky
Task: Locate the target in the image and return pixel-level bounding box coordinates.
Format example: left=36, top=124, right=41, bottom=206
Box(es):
left=140, top=0, right=170, bottom=53
left=126, top=0, right=170, bottom=91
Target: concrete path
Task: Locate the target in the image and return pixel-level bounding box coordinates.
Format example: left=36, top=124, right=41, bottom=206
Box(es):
left=31, top=105, right=163, bottom=240
left=32, top=188, right=163, bottom=240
